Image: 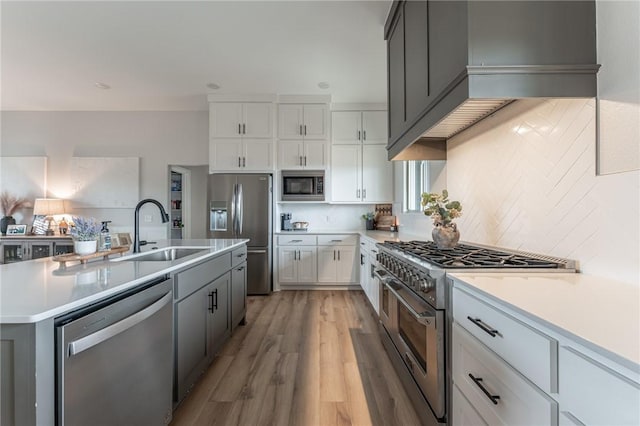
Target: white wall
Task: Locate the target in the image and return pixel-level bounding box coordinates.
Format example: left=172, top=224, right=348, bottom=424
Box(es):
left=399, top=98, right=639, bottom=285
left=0, top=111, right=208, bottom=241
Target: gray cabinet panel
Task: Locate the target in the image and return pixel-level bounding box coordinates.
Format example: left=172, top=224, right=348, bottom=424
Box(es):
left=428, top=1, right=468, bottom=96
left=404, top=0, right=430, bottom=121
left=231, top=263, right=247, bottom=330
left=175, top=284, right=209, bottom=402
left=0, top=320, right=55, bottom=426
left=387, top=4, right=406, bottom=141
left=467, top=1, right=596, bottom=66
left=208, top=273, right=230, bottom=357
left=175, top=253, right=231, bottom=300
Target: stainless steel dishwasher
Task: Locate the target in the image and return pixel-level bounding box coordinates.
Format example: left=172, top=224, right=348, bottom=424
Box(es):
left=55, top=276, right=173, bottom=425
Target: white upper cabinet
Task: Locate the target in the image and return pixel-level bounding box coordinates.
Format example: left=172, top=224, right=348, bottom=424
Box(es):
left=210, top=103, right=244, bottom=138
left=278, top=104, right=328, bottom=140
left=331, top=111, right=361, bottom=145
left=329, top=108, right=392, bottom=203
left=361, top=144, right=393, bottom=203
left=243, top=103, right=273, bottom=138
left=277, top=139, right=327, bottom=170
left=210, top=102, right=273, bottom=139
left=361, top=111, right=388, bottom=145
left=332, top=110, right=388, bottom=145
left=330, top=145, right=361, bottom=202
left=209, top=99, right=274, bottom=172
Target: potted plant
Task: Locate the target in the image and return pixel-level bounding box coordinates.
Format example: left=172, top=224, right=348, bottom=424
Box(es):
left=422, top=190, right=463, bottom=249
left=69, top=216, right=101, bottom=255
left=362, top=212, right=376, bottom=230
left=0, top=192, right=29, bottom=235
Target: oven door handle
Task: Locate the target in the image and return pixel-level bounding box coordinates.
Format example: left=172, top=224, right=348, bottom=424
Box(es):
left=384, top=281, right=435, bottom=325
left=373, top=269, right=390, bottom=282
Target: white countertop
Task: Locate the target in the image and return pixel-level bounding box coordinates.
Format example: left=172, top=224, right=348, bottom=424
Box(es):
left=275, top=229, right=426, bottom=244
left=0, top=239, right=248, bottom=324
left=450, top=272, right=640, bottom=370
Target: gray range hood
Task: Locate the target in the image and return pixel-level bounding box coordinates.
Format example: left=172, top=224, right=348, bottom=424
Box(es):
left=385, top=0, right=600, bottom=161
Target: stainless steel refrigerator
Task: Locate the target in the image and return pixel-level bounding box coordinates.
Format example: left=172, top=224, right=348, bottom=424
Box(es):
left=207, top=174, right=272, bottom=294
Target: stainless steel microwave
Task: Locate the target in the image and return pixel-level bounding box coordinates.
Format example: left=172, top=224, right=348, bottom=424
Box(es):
left=281, top=170, right=325, bottom=201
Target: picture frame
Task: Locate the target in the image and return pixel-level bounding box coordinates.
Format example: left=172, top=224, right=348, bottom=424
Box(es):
left=6, top=224, right=27, bottom=235
left=111, top=233, right=132, bottom=248
left=31, top=214, right=48, bottom=235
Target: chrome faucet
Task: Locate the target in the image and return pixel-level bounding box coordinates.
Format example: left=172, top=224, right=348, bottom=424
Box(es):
left=133, top=199, right=170, bottom=253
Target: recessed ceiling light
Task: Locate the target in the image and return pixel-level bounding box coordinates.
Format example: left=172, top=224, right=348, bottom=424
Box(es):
left=318, top=82, right=330, bottom=89
left=207, top=83, right=221, bottom=90
left=94, top=82, right=111, bottom=90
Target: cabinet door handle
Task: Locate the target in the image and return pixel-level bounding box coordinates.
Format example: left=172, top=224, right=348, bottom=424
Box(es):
left=208, top=292, right=215, bottom=313
left=304, top=156, right=307, bottom=166
left=238, top=123, right=242, bottom=134
left=358, top=130, right=361, bottom=140
left=304, top=125, right=307, bottom=135
left=213, top=289, right=218, bottom=311
left=299, top=156, right=303, bottom=166
left=299, top=125, right=303, bottom=135
left=356, top=189, right=361, bottom=199
left=242, top=157, right=246, bottom=167
left=297, top=250, right=301, bottom=261
left=363, top=189, right=366, bottom=199
left=238, top=157, right=241, bottom=167
left=338, top=250, right=341, bottom=261
left=236, top=266, right=245, bottom=271
left=468, top=374, right=500, bottom=405
left=242, top=123, right=246, bottom=134
left=333, top=250, right=336, bottom=261
left=467, top=316, right=499, bottom=337
left=363, top=130, right=366, bottom=141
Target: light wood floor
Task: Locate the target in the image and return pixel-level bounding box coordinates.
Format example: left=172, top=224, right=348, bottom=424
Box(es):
left=171, top=290, right=422, bottom=426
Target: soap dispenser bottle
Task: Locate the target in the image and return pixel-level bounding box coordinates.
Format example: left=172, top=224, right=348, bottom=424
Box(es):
left=99, top=221, right=112, bottom=252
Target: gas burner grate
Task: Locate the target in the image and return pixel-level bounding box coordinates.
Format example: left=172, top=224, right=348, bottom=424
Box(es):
left=382, top=240, right=563, bottom=269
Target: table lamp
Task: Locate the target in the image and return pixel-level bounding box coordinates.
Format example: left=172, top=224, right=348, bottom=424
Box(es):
left=33, top=198, right=65, bottom=236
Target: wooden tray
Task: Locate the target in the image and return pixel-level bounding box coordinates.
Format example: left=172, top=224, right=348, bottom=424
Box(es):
left=53, top=246, right=130, bottom=267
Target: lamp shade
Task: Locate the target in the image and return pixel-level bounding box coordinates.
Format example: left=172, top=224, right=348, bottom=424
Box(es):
left=33, top=198, right=65, bottom=216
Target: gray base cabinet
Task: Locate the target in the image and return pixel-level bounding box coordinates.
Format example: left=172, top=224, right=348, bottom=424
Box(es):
left=1, top=320, right=55, bottom=426
left=231, top=262, right=247, bottom=331
left=175, top=261, right=231, bottom=403
left=174, top=246, right=248, bottom=404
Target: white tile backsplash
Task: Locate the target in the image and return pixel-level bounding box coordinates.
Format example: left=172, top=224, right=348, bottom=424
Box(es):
left=275, top=203, right=377, bottom=232
left=400, top=99, right=639, bottom=285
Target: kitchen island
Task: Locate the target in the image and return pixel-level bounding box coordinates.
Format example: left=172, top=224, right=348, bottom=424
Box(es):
left=0, top=238, right=248, bottom=426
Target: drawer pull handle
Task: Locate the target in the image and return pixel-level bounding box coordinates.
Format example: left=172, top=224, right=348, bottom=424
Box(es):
left=290, top=240, right=303, bottom=243
left=469, top=374, right=500, bottom=405
left=330, top=239, right=343, bottom=242
left=467, top=316, right=499, bottom=337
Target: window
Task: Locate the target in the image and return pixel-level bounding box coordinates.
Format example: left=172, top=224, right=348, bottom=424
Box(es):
left=403, top=160, right=446, bottom=212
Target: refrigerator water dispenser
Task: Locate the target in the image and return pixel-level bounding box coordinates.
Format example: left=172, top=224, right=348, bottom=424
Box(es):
left=210, top=201, right=227, bottom=231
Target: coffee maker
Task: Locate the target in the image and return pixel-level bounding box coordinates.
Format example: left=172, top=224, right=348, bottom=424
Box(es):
left=280, top=213, right=293, bottom=231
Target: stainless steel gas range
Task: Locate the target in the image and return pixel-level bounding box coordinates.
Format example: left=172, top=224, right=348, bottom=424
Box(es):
left=374, top=240, right=576, bottom=426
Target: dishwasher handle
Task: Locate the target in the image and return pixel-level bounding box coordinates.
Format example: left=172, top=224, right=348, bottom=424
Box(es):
left=68, top=291, right=172, bottom=357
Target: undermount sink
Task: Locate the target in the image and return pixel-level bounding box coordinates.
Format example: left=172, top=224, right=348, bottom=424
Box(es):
left=114, top=247, right=207, bottom=262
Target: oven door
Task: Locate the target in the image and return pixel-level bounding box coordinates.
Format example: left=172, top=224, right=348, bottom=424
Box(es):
left=388, top=281, right=446, bottom=420
left=375, top=269, right=396, bottom=334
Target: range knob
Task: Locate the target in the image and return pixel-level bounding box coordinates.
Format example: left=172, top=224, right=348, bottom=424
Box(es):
left=419, top=276, right=436, bottom=292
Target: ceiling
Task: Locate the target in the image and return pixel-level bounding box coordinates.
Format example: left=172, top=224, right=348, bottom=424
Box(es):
left=1, top=1, right=391, bottom=111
